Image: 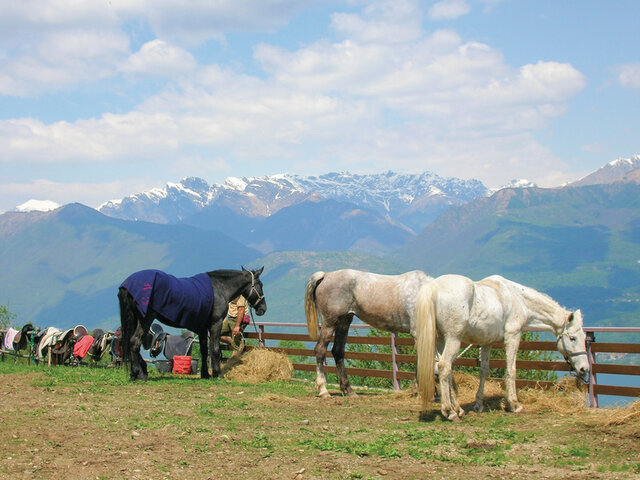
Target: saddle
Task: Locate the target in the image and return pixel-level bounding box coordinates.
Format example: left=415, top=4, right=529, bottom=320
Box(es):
left=50, top=325, right=90, bottom=365
left=36, top=327, right=62, bottom=361
left=51, top=329, right=75, bottom=365
left=110, top=327, right=123, bottom=364
left=163, top=331, right=195, bottom=360
left=87, top=329, right=114, bottom=361
left=12, top=323, right=35, bottom=351
left=144, top=322, right=195, bottom=367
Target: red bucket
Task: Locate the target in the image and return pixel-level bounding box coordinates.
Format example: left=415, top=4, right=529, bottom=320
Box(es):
left=172, top=355, right=192, bottom=375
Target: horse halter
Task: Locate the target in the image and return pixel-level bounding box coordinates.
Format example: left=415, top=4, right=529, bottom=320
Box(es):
left=245, top=271, right=265, bottom=309
left=556, top=322, right=588, bottom=381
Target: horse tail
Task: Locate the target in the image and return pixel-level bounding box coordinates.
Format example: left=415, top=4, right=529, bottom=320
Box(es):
left=415, top=281, right=437, bottom=413
left=305, top=271, right=325, bottom=341
left=118, top=288, right=136, bottom=367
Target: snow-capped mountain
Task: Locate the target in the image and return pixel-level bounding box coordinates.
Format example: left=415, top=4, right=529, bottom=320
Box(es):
left=570, top=155, right=640, bottom=187
left=98, top=171, right=488, bottom=233
left=15, top=199, right=61, bottom=212
left=489, top=179, right=538, bottom=195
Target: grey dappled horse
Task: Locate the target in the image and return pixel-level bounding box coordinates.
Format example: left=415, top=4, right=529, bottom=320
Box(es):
left=415, top=274, right=589, bottom=421
left=305, top=269, right=432, bottom=398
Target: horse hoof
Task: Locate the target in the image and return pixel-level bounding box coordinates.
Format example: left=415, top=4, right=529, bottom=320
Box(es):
left=318, top=391, right=331, bottom=399
left=457, top=408, right=466, bottom=417
left=514, top=405, right=524, bottom=414
left=447, top=413, right=461, bottom=422
left=346, top=391, right=358, bottom=398
left=473, top=403, right=484, bottom=413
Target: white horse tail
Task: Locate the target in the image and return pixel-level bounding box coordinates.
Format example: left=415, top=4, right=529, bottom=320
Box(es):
left=305, top=271, right=325, bottom=341
left=415, top=281, right=437, bottom=413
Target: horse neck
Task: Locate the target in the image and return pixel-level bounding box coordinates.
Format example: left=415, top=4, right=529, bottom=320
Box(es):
left=207, top=270, right=249, bottom=303
left=517, top=284, right=566, bottom=334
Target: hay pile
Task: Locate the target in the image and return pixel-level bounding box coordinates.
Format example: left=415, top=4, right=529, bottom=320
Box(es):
left=222, top=348, right=293, bottom=383
left=449, top=371, right=589, bottom=414
left=603, top=399, right=640, bottom=427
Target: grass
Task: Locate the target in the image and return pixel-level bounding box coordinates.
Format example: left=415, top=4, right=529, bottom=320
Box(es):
left=1, top=359, right=638, bottom=479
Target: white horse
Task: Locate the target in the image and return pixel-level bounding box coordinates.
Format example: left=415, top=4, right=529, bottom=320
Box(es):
left=415, top=274, right=589, bottom=421
left=305, top=269, right=432, bottom=398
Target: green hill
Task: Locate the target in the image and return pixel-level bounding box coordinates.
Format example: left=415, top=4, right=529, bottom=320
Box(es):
left=392, top=183, right=640, bottom=329
left=0, top=204, right=408, bottom=332
left=0, top=204, right=261, bottom=330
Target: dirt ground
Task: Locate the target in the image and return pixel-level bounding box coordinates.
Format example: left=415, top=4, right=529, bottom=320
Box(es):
left=0, top=365, right=638, bottom=480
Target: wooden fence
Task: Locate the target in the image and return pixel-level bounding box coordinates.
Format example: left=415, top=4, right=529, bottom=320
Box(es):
left=245, top=323, right=640, bottom=408
left=2, top=323, right=638, bottom=407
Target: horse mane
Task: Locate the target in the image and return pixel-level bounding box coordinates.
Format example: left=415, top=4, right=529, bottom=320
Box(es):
left=503, top=277, right=568, bottom=329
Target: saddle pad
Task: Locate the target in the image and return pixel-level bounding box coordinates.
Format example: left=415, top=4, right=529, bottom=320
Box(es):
left=3, top=328, right=18, bottom=350
left=73, top=335, right=94, bottom=359
left=121, top=270, right=214, bottom=332
left=37, top=327, right=62, bottom=360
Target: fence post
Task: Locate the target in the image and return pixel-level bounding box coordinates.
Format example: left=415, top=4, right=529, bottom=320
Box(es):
left=391, top=333, right=400, bottom=391
left=586, top=331, right=597, bottom=408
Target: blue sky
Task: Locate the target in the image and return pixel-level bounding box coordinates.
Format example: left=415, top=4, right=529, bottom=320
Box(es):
left=1, top=0, right=638, bottom=212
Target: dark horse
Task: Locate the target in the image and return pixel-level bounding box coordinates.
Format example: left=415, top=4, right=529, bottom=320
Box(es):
left=118, top=267, right=266, bottom=380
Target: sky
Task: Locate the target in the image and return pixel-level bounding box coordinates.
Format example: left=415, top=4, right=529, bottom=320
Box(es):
left=1, top=0, right=639, bottom=213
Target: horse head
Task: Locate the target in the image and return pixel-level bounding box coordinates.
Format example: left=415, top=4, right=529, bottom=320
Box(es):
left=241, top=266, right=267, bottom=316
left=556, top=309, right=589, bottom=381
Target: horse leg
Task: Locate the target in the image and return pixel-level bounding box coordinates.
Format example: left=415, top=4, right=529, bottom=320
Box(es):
left=504, top=333, right=523, bottom=412
left=438, top=336, right=463, bottom=421
left=332, top=315, right=355, bottom=397
left=198, top=328, right=211, bottom=379
left=474, top=345, right=491, bottom=413
left=208, top=321, right=223, bottom=379
left=119, top=288, right=149, bottom=381
left=129, top=319, right=148, bottom=380
left=314, top=321, right=336, bottom=399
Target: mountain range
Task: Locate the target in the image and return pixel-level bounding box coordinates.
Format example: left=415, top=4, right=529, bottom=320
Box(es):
left=98, top=171, right=488, bottom=240
left=2, top=156, right=640, bottom=334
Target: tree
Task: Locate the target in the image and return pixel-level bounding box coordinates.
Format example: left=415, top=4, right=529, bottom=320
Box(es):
left=0, top=305, right=17, bottom=330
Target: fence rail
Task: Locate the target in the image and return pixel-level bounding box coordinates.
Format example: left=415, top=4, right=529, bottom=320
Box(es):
left=2, top=323, right=638, bottom=407
left=245, top=322, right=640, bottom=408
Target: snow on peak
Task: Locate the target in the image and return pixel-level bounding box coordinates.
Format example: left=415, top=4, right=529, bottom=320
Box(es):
left=224, top=176, right=248, bottom=191
left=15, top=199, right=60, bottom=212
left=608, top=155, right=640, bottom=168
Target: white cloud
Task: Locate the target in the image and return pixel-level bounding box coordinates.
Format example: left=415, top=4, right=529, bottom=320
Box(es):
left=428, top=0, right=471, bottom=20
left=0, top=0, right=305, bottom=95
left=0, top=0, right=591, bottom=205
left=0, top=29, right=129, bottom=96
left=615, top=63, right=640, bottom=90
left=121, top=40, right=197, bottom=77
left=332, top=0, right=424, bottom=44
left=137, top=0, right=305, bottom=45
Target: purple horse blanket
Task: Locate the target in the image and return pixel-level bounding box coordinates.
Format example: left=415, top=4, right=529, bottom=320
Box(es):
left=120, top=270, right=214, bottom=331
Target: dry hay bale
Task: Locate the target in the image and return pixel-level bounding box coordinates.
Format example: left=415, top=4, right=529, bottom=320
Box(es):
left=516, top=375, right=588, bottom=414
left=603, top=399, right=640, bottom=427
left=222, top=348, right=293, bottom=383
left=451, top=371, right=590, bottom=414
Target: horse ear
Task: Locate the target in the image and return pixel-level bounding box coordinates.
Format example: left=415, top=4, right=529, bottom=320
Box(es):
left=256, top=266, right=264, bottom=276
left=241, top=266, right=247, bottom=272
left=567, top=312, right=574, bottom=324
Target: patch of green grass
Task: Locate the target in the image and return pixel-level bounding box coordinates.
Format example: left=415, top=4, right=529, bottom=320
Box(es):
left=299, top=432, right=402, bottom=458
